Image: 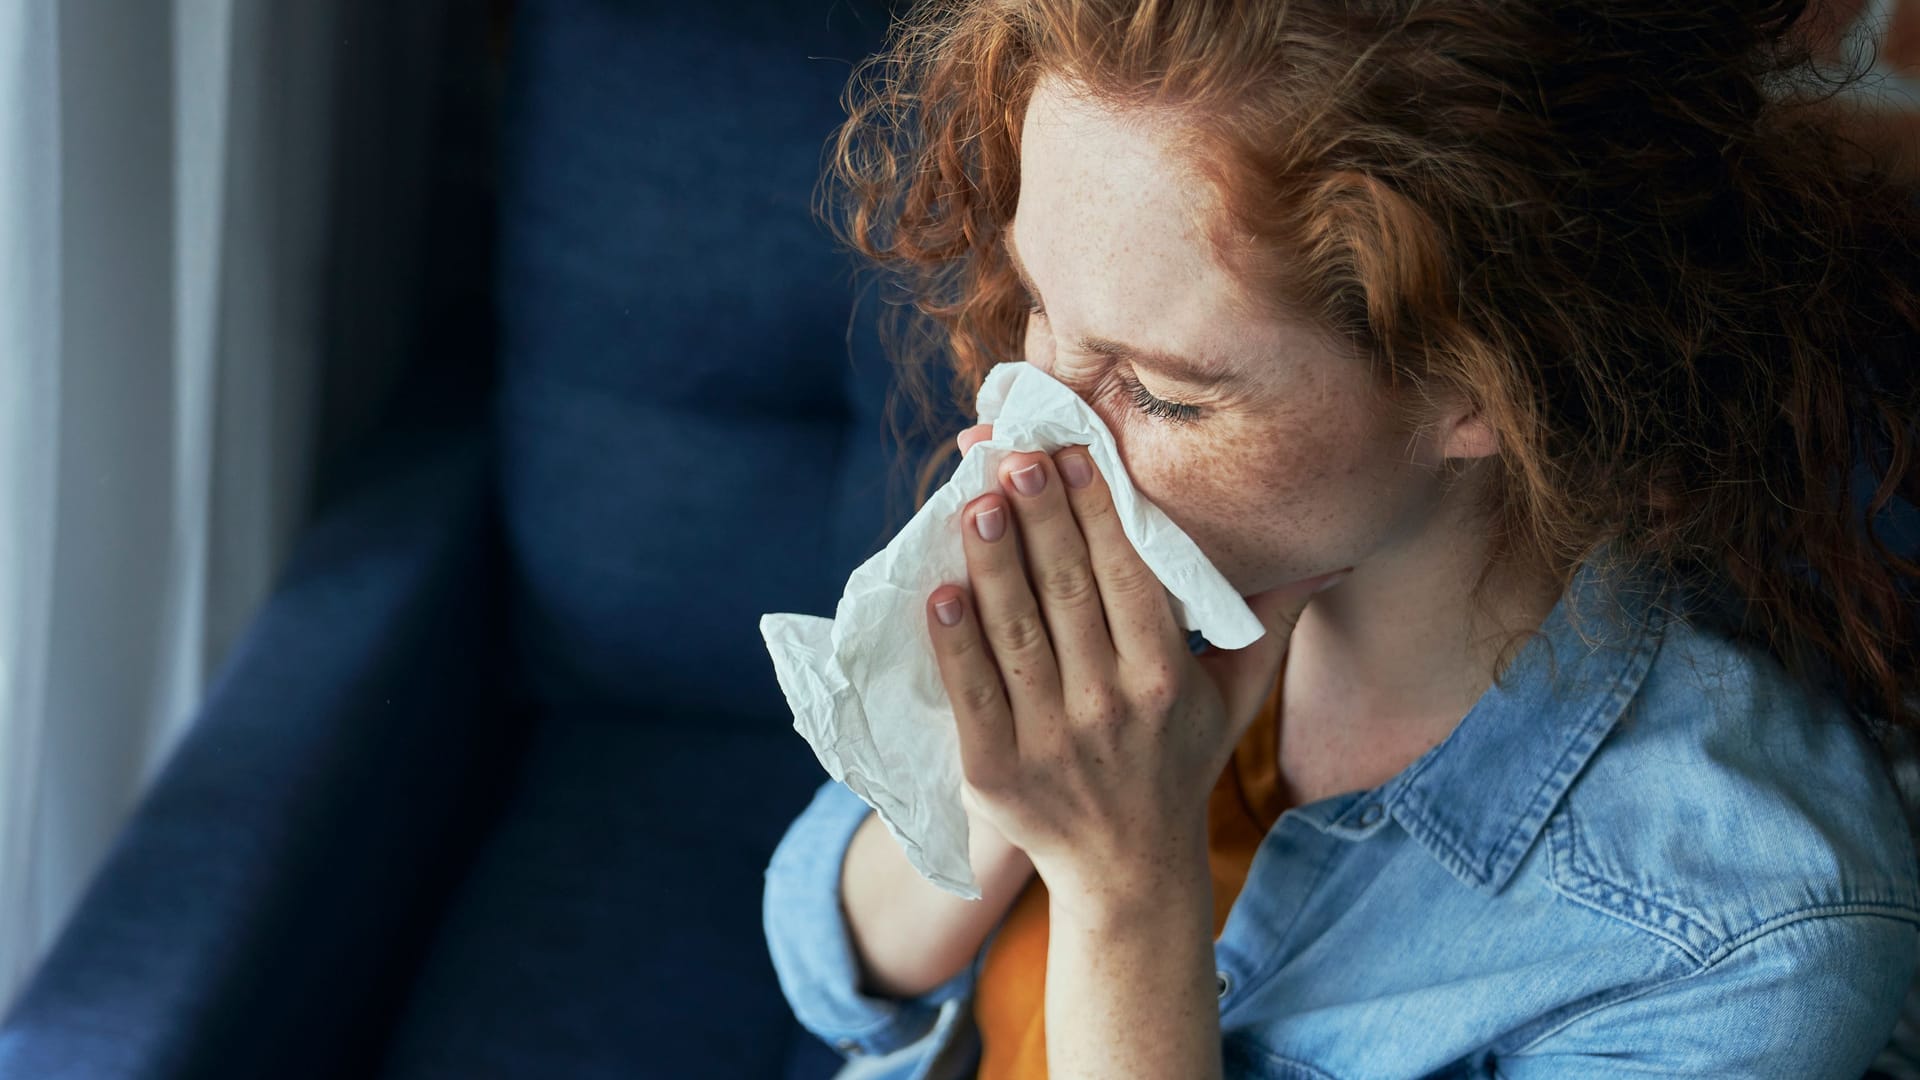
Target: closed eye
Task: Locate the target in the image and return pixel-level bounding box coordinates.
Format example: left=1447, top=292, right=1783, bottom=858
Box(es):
left=1114, top=370, right=1202, bottom=425
left=1007, top=228, right=1207, bottom=424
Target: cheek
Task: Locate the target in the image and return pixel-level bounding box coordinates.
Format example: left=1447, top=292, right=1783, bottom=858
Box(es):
left=1022, top=316, right=1054, bottom=370
left=1116, top=418, right=1311, bottom=536
left=1125, top=401, right=1338, bottom=509
left=1116, top=410, right=1392, bottom=578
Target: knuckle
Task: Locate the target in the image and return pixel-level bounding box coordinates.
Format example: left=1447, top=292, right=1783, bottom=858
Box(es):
left=1105, top=556, right=1161, bottom=599
left=1070, top=685, right=1124, bottom=727
left=958, top=677, right=1005, bottom=717
left=1033, top=558, right=1100, bottom=608
left=1129, top=669, right=1181, bottom=711
left=994, top=607, right=1050, bottom=655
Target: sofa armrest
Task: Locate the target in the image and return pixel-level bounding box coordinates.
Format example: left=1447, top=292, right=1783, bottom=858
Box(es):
left=0, top=413, right=522, bottom=1080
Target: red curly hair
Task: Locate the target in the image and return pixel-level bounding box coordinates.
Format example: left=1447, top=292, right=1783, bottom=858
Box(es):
left=826, top=0, right=1920, bottom=741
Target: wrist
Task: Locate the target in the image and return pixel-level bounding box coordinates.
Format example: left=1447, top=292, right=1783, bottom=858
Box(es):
left=967, top=808, right=1035, bottom=894
left=1043, top=847, right=1213, bottom=933
left=1050, top=871, right=1214, bottom=941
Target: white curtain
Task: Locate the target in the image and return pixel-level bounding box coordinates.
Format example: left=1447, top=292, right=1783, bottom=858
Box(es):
left=0, top=0, right=337, bottom=1012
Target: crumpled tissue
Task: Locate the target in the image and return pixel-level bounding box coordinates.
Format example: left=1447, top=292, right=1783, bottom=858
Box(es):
left=758, top=360, right=1264, bottom=899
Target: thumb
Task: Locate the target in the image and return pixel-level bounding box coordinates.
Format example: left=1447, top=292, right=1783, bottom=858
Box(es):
left=1194, top=569, right=1351, bottom=729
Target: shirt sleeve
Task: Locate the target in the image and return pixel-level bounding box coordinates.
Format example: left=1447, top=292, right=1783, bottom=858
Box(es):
left=762, top=777, right=989, bottom=1061
left=1493, top=912, right=1919, bottom=1079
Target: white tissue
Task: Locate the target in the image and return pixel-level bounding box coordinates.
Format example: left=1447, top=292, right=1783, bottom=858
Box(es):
left=758, top=361, right=1264, bottom=899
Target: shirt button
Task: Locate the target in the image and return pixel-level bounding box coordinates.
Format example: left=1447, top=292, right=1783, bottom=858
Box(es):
left=1216, top=970, right=1232, bottom=999
left=835, top=1038, right=865, bottom=1057
left=1358, top=802, right=1385, bottom=827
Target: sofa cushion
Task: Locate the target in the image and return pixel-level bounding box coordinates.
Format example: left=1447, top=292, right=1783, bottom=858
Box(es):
left=493, top=0, right=961, bottom=726
left=373, top=711, right=845, bottom=1079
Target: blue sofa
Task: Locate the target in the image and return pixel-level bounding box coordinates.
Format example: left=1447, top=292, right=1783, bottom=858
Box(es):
left=0, top=2, right=963, bottom=1077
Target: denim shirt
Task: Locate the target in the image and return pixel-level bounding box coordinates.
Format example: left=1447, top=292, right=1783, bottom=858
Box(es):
left=762, top=548, right=1920, bottom=1079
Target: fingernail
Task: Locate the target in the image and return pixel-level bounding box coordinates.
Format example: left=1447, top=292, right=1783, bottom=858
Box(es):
left=934, top=596, right=962, bottom=626
left=975, top=505, right=1006, bottom=542
left=1010, top=463, right=1046, bottom=497
left=1059, top=453, right=1093, bottom=488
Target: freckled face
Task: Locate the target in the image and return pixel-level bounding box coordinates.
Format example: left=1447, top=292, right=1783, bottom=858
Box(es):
left=1012, top=78, right=1452, bottom=596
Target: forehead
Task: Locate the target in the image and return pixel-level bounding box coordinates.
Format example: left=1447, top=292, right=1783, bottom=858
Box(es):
left=1014, top=79, right=1225, bottom=291
left=1012, top=80, right=1272, bottom=363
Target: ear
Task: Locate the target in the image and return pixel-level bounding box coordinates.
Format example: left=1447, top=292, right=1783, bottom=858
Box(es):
left=1436, top=401, right=1499, bottom=461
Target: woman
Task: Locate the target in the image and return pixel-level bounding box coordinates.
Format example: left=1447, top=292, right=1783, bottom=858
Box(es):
left=763, top=1, right=1920, bottom=1076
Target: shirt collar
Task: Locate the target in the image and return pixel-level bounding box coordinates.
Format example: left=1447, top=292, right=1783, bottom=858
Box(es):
left=1287, top=541, right=1670, bottom=895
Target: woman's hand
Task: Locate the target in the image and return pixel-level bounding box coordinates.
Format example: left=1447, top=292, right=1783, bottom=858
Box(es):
left=931, top=424, right=1347, bottom=920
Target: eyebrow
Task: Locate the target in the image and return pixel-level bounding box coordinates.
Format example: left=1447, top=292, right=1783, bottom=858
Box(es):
left=1003, top=226, right=1242, bottom=391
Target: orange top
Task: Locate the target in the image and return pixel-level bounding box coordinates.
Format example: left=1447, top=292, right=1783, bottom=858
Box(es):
left=971, top=676, right=1291, bottom=1078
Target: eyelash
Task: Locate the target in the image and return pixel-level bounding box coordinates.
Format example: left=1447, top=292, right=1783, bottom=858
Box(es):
left=1115, top=371, right=1203, bottom=425
left=1020, top=293, right=1204, bottom=426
